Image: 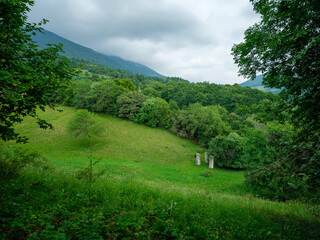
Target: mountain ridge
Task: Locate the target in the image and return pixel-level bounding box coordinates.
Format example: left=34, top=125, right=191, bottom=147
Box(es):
left=239, top=75, right=282, bottom=94
left=32, top=29, right=164, bottom=77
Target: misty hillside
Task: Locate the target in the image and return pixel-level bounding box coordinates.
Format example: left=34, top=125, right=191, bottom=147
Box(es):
left=240, top=74, right=282, bottom=94
left=32, top=29, right=164, bottom=77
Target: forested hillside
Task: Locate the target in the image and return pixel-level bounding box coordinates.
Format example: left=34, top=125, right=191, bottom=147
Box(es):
left=32, top=29, right=164, bottom=77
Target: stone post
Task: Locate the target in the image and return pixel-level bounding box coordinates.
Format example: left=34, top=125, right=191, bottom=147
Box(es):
left=195, top=153, right=201, bottom=165
left=205, top=152, right=208, bottom=164
left=209, top=155, right=214, bottom=169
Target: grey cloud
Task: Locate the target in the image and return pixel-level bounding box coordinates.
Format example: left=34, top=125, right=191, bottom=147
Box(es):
left=28, top=0, right=259, bottom=84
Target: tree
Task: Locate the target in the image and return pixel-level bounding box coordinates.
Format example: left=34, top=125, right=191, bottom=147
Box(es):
left=67, top=110, right=104, bottom=155
left=67, top=110, right=105, bottom=199
left=113, top=78, right=137, bottom=91
left=0, top=0, right=74, bottom=142
left=172, top=103, right=231, bottom=146
left=117, top=91, right=146, bottom=121
left=135, top=97, right=171, bottom=128
left=208, top=133, right=245, bottom=169
left=84, top=81, right=127, bottom=114
left=232, top=0, right=320, bottom=202
left=231, top=0, right=320, bottom=133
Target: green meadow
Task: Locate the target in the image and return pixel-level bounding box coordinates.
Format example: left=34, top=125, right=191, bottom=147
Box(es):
left=2, top=106, right=319, bottom=239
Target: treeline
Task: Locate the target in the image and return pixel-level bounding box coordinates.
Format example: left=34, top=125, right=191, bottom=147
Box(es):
left=70, top=59, right=277, bottom=112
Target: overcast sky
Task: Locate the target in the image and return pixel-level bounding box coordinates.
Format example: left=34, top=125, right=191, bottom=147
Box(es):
left=28, top=0, right=260, bottom=84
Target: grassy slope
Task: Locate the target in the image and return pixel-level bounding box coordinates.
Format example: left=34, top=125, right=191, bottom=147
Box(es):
left=10, top=106, right=244, bottom=195
left=5, top=106, right=320, bottom=239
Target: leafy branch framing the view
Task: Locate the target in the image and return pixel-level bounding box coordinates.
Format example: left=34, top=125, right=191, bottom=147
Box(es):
left=0, top=0, right=75, bottom=143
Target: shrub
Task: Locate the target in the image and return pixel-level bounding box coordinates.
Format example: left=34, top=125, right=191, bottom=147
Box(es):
left=113, top=78, right=137, bottom=91
left=245, top=132, right=320, bottom=203
left=73, top=80, right=128, bottom=115
left=208, top=133, right=245, bottom=169
left=0, top=147, right=49, bottom=179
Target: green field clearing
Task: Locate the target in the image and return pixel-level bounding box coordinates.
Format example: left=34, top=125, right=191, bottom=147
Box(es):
left=3, top=106, right=319, bottom=239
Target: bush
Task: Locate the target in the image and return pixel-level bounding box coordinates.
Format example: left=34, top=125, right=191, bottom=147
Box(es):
left=208, top=133, right=245, bottom=169
left=245, top=132, right=320, bottom=203
left=0, top=147, right=49, bottom=179
left=85, top=81, right=128, bottom=114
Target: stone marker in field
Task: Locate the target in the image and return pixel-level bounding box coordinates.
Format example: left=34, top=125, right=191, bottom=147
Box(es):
left=205, top=152, right=208, bottom=164
left=209, top=155, right=214, bottom=169
left=196, top=153, right=201, bottom=165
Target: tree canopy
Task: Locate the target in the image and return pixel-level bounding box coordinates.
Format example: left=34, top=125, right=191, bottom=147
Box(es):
left=232, top=0, right=320, bottom=202
left=0, top=0, right=74, bottom=142
left=232, top=0, right=320, bottom=133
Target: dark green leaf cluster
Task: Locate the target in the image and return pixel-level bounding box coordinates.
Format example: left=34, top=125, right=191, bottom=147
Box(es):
left=136, top=97, right=172, bottom=128
left=117, top=91, right=146, bottom=121
left=245, top=132, right=320, bottom=202
left=232, top=0, right=320, bottom=134
left=232, top=0, right=320, bottom=202
left=73, top=80, right=128, bottom=114
left=172, top=103, right=231, bottom=146
left=0, top=0, right=74, bottom=142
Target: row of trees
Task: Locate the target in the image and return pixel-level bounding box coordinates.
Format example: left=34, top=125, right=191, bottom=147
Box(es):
left=70, top=59, right=278, bottom=113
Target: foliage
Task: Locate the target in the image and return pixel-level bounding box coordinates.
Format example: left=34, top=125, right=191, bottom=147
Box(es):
left=67, top=110, right=103, bottom=139
left=208, top=133, right=245, bottom=169
left=232, top=0, right=320, bottom=201
left=208, top=123, right=294, bottom=170
left=0, top=0, right=74, bottom=142
left=136, top=97, right=172, bottom=128
left=0, top=146, right=50, bottom=179
left=113, top=78, right=137, bottom=91
left=73, top=80, right=127, bottom=114
left=117, top=91, right=147, bottom=121
left=228, top=112, right=254, bottom=134
left=232, top=0, right=320, bottom=134
left=172, top=103, right=231, bottom=146
left=72, top=81, right=91, bottom=109
left=245, top=132, right=320, bottom=203
left=86, top=81, right=127, bottom=114
left=241, top=128, right=271, bottom=169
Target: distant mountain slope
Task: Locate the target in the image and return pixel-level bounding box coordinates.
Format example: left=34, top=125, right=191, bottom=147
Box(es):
left=32, top=29, right=163, bottom=77
left=240, top=74, right=282, bottom=94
